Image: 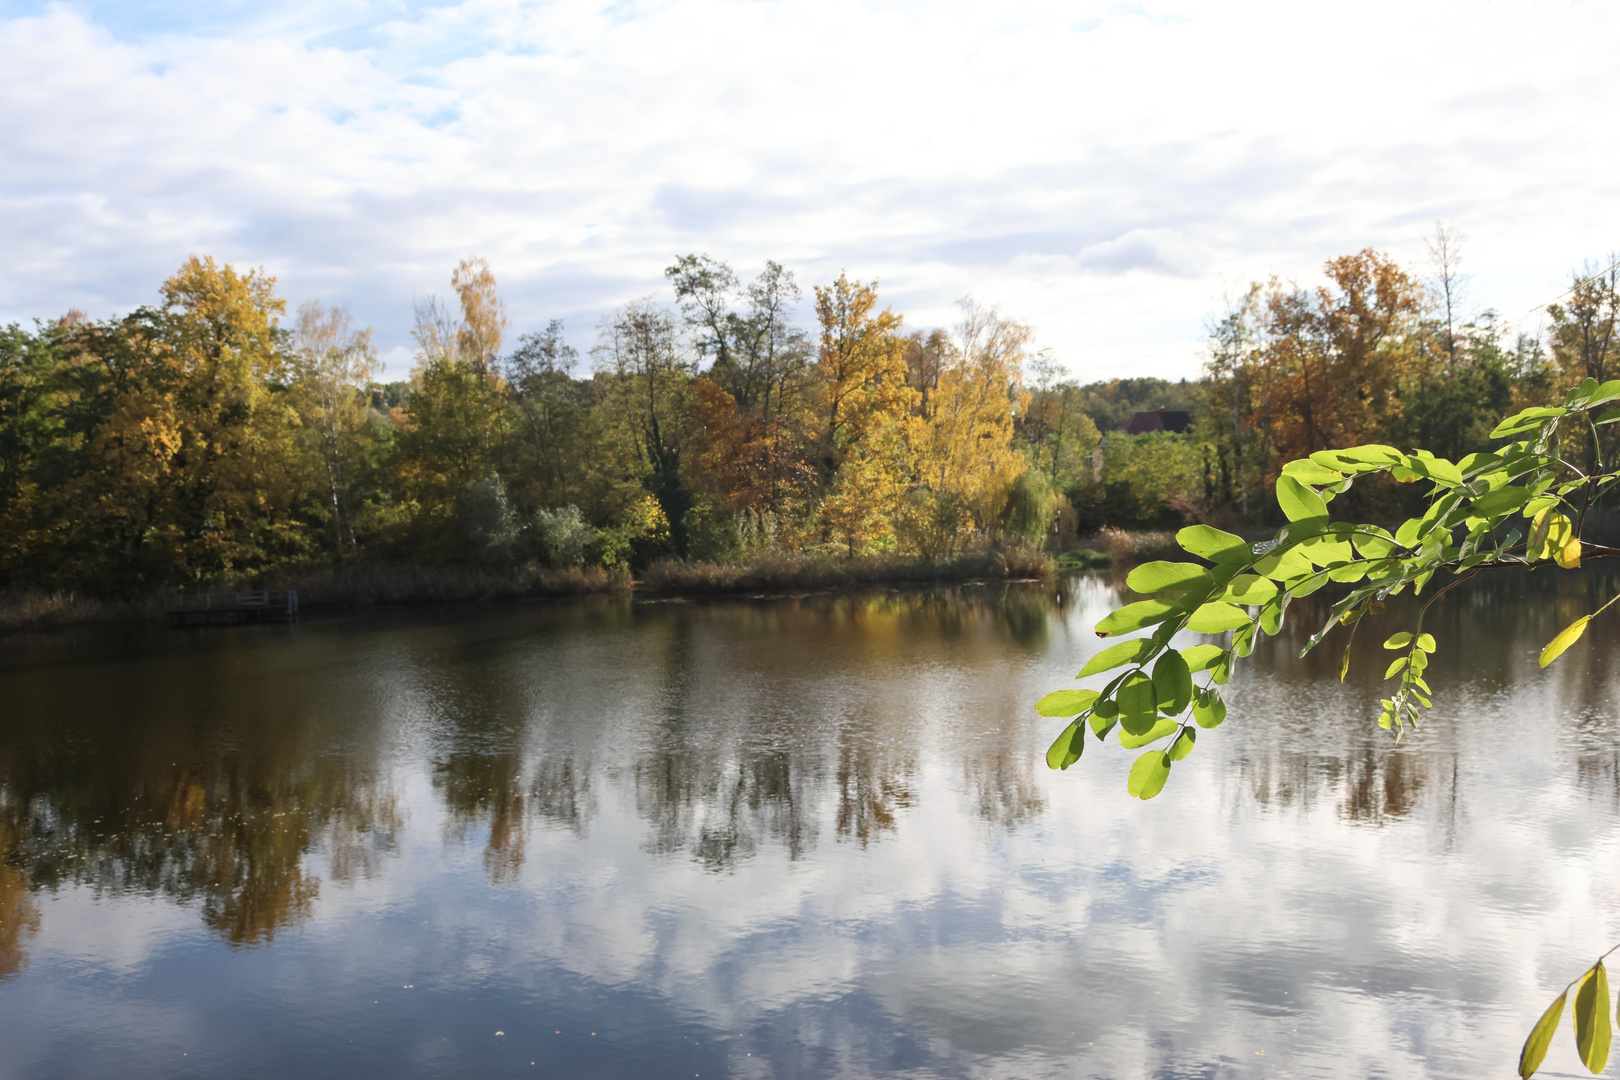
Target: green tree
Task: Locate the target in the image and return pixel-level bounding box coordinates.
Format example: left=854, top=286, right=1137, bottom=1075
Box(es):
left=391, top=260, right=513, bottom=558
left=593, top=300, right=696, bottom=557
left=288, top=300, right=380, bottom=553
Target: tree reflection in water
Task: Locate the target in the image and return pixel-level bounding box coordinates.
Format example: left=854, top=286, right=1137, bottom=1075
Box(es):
left=0, top=568, right=1617, bottom=978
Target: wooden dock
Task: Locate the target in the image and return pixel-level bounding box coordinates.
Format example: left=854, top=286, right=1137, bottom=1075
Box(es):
left=165, top=590, right=299, bottom=627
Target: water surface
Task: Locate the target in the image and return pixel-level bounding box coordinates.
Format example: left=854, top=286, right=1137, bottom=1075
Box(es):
left=2, top=572, right=1619, bottom=1078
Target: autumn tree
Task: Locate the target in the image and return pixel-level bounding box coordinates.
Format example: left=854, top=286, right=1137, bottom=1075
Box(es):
left=900, top=299, right=1032, bottom=553
left=1243, top=250, right=1433, bottom=468
left=668, top=257, right=817, bottom=529
left=813, top=273, right=915, bottom=553
left=47, top=257, right=315, bottom=589
left=1547, top=260, right=1620, bottom=473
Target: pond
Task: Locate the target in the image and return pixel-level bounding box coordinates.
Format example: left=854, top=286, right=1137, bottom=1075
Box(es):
left=1, top=571, right=1618, bottom=1078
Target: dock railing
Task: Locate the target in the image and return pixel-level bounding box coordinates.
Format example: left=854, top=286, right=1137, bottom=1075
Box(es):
left=166, top=590, right=299, bottom=625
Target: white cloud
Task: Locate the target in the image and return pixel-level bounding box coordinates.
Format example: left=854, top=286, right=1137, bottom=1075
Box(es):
left=2, top=0, right=1619, bottom=381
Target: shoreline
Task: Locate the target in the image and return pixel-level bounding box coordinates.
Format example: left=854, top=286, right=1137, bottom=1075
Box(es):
left=0, top=547, right=1108, bottom=635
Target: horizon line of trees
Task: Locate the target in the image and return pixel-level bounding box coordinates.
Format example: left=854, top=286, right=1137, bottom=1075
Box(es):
left=0, top=232, right=1612, bottom=595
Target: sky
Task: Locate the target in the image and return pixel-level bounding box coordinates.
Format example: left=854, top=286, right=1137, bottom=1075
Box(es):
left=2, top=0, right=1619, bottom=380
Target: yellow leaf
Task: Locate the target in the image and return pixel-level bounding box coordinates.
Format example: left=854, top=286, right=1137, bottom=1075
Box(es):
left=1575, top=962, right=1613, bottom=1073
left=1540, top=616, right=1591, bottom=668
left=1556, top=539, right=1583, bottom=569
left=1520, top=991, right=1565, bottom=1077
left=1531, top=508, right=1575, bottom=562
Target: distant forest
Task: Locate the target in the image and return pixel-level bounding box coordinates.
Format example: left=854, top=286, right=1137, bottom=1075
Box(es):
left=0, top=239, right=1614, bottom=596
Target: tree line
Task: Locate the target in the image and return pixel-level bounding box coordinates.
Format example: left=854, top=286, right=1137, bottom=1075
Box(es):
left=0, top=238, right=1612, bottom=595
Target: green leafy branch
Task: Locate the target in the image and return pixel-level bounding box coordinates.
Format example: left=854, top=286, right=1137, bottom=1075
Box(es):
left=1036, top=376, right=1620, bottom=801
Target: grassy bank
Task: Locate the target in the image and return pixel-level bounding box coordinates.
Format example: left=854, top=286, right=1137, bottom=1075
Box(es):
left=0, top=546, right=1071, bottom=632
left=266, top=561, right=632, bottom=607
left=0, top=591, right=160, bottom=633
left=639, top=545, right=1056, bottom=596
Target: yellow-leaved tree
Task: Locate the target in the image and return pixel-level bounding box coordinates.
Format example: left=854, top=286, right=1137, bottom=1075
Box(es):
left=904, top=298, right=1031, bottom=554
left=64, top=256, right=309, bottom=588
left=813, top=274, right=916, bottom=553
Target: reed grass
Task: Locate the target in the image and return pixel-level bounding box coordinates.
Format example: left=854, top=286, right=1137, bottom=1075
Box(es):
left=0, top=590, right=153, bottom=632
left=640, top=545, right=1054, bottom=596
left=266, top=561, right=632, bottom=607
left=1, top=546, right=1061, bottom=631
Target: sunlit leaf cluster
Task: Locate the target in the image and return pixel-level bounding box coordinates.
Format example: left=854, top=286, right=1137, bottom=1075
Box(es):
left=1039, top=377, right=1620, bottom=800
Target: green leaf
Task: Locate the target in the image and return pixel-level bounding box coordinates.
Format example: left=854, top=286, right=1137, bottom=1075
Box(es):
left=1045, top=720, right=1086, bottom=769
left=1576, top=963, right=1612, bottom=1074
left=1281, top=458, right=1344, bottom=484
left=1253, top=544, right=1314, bottom=581
left=1095, top=600, right=1183, bottom=638
left=1036, top=689, right=1101, bottom=717
left=1541, top=616, right=1591, bottom=668
left=1126, top=750, right=1172, bottom=800
left=1187, top=602, right=1252, bottom=633
left=1276, top=474, right=1329, bottom=523
left=1312, top=444, right=1402, bottom=472
left=1152, top=650, right=1194, bottom=714
left=1117, top=672, right=1159, bottom=735
left=1491, top=407, right=1569, bottom=439
left=1126, top=561, right=1215, bottom=596
left=1078, top=638, right=1159, bottom=678
left=1088, top=699, right=1118, bottom=739
left=1458, top=451, right=1504, bottom=476
left=1351, top=529, right=1399, bottom=559
left=1523, top=494, right=1560, bottom=518
left=1520, top=991, right=1566, bottom=1077
left=1384, top=633, right=1413, bottom=649
left=1176, top=524, right=1251, bottom=564
left=1167, top=727, right=1196, bottom=761
left=1180, top=643, right=1225, bottom=671
left=1259, top=597, right=1287, bottom=636
left=1291, top=571, right=1331, bottom=598
left=1218, top=574, right=1279, bottom=605
left=1597, top=408, right=1620, bottom=426
left=1297, top=531, right=1354, bottom=566
left=1406, top=451, right=1464, bottom=487
left=1384, top=656, right=1407, bottom=679
left=1192, top=689, right=1227, bottom=728
left=1415, top=633, right=1436, bottom=653
left=1471, top=484, right=1530, bottom=519
left=1119, top=717, right=1179, bottom=748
